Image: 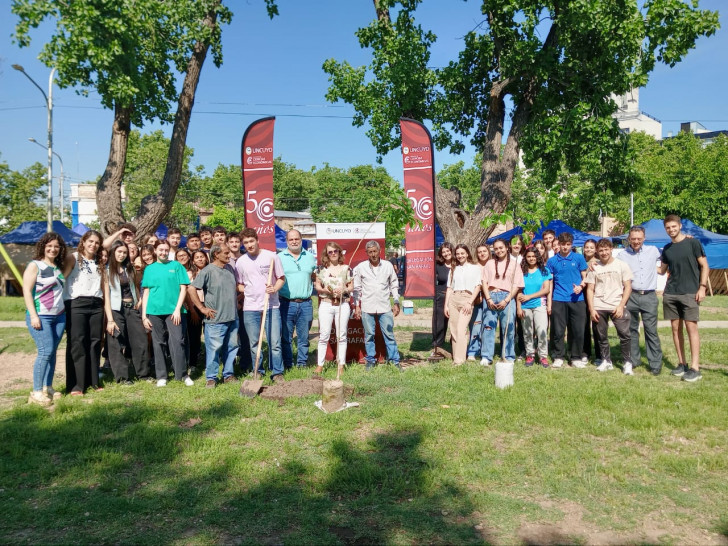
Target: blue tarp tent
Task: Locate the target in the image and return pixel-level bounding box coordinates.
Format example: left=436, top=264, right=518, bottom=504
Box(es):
left=619, top=219, right=728, bottom=269
left=275, top=224, right=311, bottom=251
left=0, top=221, right=81, bottom=246
left=486, top=220, right=593, bottom=246
left=73, top=223, right=89, bottom=235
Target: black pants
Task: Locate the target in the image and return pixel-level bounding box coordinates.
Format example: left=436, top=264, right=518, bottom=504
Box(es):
left=107, top=306, right=151, bottom=381
left=237, top=308, right=252, bottom=373
left=432, top=289, right=448, bottom=349
left=148, top=314, right=188, bottom=381
left=550, top=300, right=587, bottom=361
left=188, top=314, right=203, bottom=368
left=594, top=310, right=632, bottom=363
left=65, top=297, right=103, bottom=393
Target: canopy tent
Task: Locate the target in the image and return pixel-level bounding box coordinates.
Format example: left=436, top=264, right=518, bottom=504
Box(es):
left=486, top=220, right=593, bottom=247
left=275, top=224, right=312, bottom=251
left=73, top=223, right=90, bottom=235
left=619, top=219, right=728, bottom=269
left=0, top=221, right=81, bottom=246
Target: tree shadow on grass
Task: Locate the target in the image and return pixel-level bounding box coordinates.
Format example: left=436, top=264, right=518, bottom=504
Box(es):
left=0, top=400, right=492, bottom=544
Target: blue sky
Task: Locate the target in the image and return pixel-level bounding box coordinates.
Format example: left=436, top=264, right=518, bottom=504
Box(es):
left=1, top=0, right=726, bottom=200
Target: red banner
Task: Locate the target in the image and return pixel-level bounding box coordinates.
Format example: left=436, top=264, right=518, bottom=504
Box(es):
left=241, top=117, right=276, bottom=251
left=400, top=118, right=436, bottom=298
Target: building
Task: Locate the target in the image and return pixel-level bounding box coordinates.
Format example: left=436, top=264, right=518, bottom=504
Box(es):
left=612, top=88, right=662, bottom=140
left=675, top=121, right=728, bottom=145
left=70, top=183, right=127, bottom=228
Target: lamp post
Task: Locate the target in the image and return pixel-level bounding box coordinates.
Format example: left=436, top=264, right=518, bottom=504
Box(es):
left=29, top=138, right=65, bottom=224
left=13, top=64, right=56, bottom=233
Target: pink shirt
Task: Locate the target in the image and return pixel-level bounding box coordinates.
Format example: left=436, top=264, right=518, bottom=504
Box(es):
left=235, top=249, right=285, bottom=311
left=483, top=258, right=525, bottom=292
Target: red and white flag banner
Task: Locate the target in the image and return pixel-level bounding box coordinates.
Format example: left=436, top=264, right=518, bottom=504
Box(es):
left=241, top=117, right=276, bottom=251
left=400, top=117, right=436, bottom=299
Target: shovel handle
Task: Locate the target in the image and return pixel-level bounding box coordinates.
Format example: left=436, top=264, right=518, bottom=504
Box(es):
left=252, top=258, right=276, bottom=380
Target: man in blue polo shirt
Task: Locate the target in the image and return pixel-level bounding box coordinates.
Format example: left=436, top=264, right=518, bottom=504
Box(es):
left=546, top=232, right=588, bottom=368
left=279, top=229, right=317, bottom=369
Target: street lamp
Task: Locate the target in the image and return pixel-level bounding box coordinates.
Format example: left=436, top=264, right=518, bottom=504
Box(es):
left=29, top=138, right=65, bottom=224
left=12, top=64, right=56, bottom=233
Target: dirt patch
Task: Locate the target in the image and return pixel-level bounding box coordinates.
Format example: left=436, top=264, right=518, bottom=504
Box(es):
left=259, top=379, right=354, bottom=401
left=0, top=350, right=68, bottom=410
left=517, top=498, right=728, bottom=546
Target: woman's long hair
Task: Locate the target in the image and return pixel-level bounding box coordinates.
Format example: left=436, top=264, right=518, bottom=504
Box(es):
left=108, top=240, right=135, bottom=289
left=493, top=238, right=511, bottom=280
left=436, top=242, right=454, bottom=265
left=33, top=232, right=67, bottom=268
left=190, top=250, right=209, bottom=279
left=75, top=229, right=105, bottom=286
left=521, top=248, right=548, bottom=276
left=450, top=244, right=473, bottom=284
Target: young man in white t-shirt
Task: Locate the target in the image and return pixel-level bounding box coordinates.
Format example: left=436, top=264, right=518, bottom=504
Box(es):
left=585, top=239, right=634, bottom=374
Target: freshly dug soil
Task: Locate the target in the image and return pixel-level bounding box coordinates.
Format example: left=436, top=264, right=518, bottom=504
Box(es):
left=260, top=378, right=354, bottom=401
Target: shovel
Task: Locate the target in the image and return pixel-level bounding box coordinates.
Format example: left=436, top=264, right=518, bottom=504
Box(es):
left=240, top=258, right=275, bottom=398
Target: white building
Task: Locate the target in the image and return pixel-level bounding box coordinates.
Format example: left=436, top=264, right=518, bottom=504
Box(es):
left=70, top=183, right=126, bottom=227
left=612, top=88, right=662, bottom=140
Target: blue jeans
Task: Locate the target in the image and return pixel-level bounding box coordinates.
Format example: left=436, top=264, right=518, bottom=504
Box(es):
left=466, top=302, right=485, bottom=357
left=27, top=313, right=66, bottom=391
left=361, top=311, right=400, bottom=367
left=243, top=308, right=283, bottom=377
left=204, top=319, right=239, bottom=381
left=280, top=298, right=314, bottom=368
left=482, top=292, right=516, bottom=362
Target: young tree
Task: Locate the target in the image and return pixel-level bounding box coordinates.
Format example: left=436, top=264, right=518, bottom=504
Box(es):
left=13, top=0, right=278, bottom=237
left=323, top=0, right=719, bottom=248
left=0, top=158, right=47, bottom=235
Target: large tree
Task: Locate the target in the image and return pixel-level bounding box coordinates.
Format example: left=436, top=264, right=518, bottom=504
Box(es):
left=0, top=157, right=47, bottom=235
left=13, top=0, right=277, bottom=236
left=323, top=0, right=719, bottom=248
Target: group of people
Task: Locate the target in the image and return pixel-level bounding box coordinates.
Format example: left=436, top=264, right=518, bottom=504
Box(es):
left=23, top=222, right=402, bottom=406
left=432, top=215, right=709, bottom=383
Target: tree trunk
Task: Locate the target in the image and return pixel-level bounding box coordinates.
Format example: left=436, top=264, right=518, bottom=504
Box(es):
left=96, top=104, right=131, bottom=236
left=133, top=7, right=219, bottom=237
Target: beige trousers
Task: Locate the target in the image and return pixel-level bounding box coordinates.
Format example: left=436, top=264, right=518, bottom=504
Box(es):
left=448, top=291, right=474, bottom=364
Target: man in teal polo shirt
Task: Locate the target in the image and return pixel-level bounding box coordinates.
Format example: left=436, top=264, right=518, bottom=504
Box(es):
left=279, top=229, right=317, bottom=369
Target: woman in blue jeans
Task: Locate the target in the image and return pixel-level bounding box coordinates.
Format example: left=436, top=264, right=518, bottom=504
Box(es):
left=22, top=232, right=68, bottom=406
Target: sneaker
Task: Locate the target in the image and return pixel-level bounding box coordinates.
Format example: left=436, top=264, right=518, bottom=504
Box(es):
left=594, top=359, right=603, bottom=367
left=43, top=386, right=62, bottom=400
left=205, top=379, right=217, bottom=389
left=272, top=374, right=285, bottom=384
left=121, top=380, right=134, bottom=386
left=540, top=357, right=549, bottom=368
left=572, top=359, right=587, bottom=369
left=671, top=364, right=688, bottom=377
left=650, top=367, right=662, bottom=376
left=682, top=368, right=703, bottom=382
left=623, top=362, right=634, bottom=376
left=596, top=360, right=614, bottom=372
left=156, top=379, right=167, bottom=387
left=184, top=376, right=194, bottom=387
left=552, top=358, right=563, bottom=368
left=581, top=356, right=588, bottom=364
left=480, top=358, right=491, bottom=367
left=28, top=390, right=52, bottom=407
left=467, top=356, right=476, bottom=362
left=525, top=355, right=535, bottom=367
left=516, top=354, right=525, bottom=362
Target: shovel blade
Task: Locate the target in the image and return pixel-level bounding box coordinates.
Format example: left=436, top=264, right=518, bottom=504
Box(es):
left=239, top=379, right=263, bottom=398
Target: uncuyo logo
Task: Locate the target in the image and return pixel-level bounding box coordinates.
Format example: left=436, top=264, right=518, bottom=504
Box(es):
left=403, top=146, right=409, bottom=155
left=246, top=190, right=274, bottom=223
left=407, top=189, right=433, bottom=220
left=245, top=146, right=252, bottom=155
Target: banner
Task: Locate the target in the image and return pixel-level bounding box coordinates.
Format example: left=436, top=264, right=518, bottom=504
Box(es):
left=315, top=223, right=387, bottom=364
left=400, top=118, right=436, bottom=298
left=241, top=117, right=276, bottom=251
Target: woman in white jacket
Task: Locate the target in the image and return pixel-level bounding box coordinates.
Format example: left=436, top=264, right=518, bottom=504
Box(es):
left=444, top=244, right=482, bottom=365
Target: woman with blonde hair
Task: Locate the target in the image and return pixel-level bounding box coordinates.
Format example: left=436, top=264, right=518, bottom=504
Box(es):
left=315, top=241, right=353, bottom=375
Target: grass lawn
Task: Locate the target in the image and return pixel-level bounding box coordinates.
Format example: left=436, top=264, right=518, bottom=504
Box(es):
left=1, top=323, right=727, bottom=544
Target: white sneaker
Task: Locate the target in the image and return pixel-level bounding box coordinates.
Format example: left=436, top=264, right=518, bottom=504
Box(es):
left=28, top=390, right=52, bottom=407
left=596, top=360, right=613, bottom=372
left=184, top=376, right=194, bottom=387
left=480, top=358, right=491, bottom=367
left=581, top=356, right=588, bottom=364
left=156, top=379, right=167, bottom=387
left=42, top=386, right=62, bottom=400
left=572, top=359, right=587, bottom=368
left=623, top=362, right=634, bottom=376
left=552, top=358, right=564, bottom=368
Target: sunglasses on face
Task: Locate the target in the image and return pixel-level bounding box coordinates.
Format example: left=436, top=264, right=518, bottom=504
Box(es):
left=327, top=250, right=339, bottom=255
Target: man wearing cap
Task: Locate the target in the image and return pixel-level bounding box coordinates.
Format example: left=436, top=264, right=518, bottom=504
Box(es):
left=279, top=229, right=317, bottom=369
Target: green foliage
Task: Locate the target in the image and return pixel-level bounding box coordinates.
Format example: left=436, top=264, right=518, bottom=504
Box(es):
left=13, top=0, right=234, bottom=127
left=436, top=154, right=481, bottom=213
left=273, top=159, right=315, bottom=212
left=204, top=204, right=244, bottom=234
left=123, top=130, right=199, bottom=231
left=310, top=164, right=416, bottom=248
left=196, top=163, right=243, bottom=210
left=0, top=157, right=47, bottom=235
left=632, top=131, right=728, bottom=233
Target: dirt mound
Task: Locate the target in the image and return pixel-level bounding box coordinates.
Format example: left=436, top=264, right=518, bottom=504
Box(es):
left=260, top=378, right=354, bottom=401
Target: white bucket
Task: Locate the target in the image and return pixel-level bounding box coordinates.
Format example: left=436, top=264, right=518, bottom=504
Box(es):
left=494, top=360, right=514, bottom=389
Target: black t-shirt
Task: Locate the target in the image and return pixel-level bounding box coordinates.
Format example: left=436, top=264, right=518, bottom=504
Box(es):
left=662, top=237, right=706, bottom=295
left=435, top=263, right=451, bottom=292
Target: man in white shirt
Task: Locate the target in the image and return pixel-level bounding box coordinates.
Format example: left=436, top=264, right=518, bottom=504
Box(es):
left=353, top=241, right=401, bottom=370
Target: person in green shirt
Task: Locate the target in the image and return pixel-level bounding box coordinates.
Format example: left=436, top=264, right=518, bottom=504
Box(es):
left=141, top=239, right=193, bottom=387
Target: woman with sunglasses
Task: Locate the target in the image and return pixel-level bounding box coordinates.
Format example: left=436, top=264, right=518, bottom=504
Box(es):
left=315, top=242, right=353, bottom=375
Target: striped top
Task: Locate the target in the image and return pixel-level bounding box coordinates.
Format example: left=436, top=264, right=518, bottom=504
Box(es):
left=30, top=260, right=65, bottom=316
